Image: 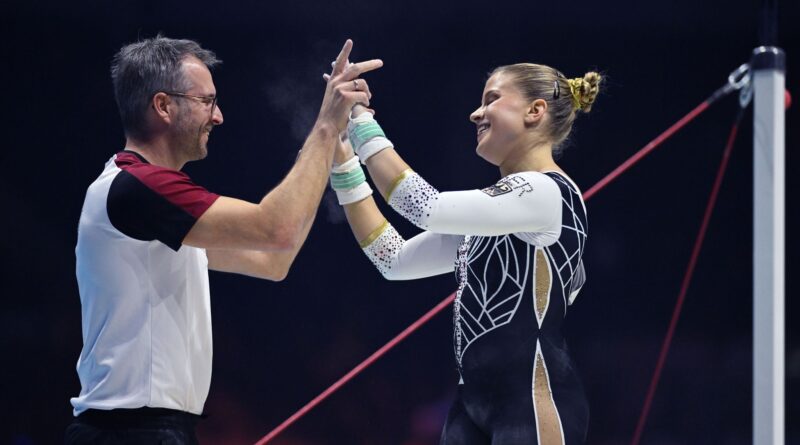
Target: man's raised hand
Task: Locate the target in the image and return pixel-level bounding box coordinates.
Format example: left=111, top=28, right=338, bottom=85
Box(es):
left=317, top=40, right=382, bottom=132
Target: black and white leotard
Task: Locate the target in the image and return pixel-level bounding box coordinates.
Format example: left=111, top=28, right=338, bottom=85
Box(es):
left=361, top=169, right=589, bottom=445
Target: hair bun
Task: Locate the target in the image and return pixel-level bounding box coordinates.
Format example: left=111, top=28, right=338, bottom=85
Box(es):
left=568, top=72, right=602, bottom=112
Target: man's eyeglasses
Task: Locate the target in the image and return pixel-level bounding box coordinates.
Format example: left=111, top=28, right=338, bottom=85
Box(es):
left=164, top=92, right=218, bottom=115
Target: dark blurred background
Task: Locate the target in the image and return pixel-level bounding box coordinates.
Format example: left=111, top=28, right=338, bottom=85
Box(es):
left=2, top=1, right=798, bottom=444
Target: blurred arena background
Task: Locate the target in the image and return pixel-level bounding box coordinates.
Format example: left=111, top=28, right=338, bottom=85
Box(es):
left=2, top=1, right=798, bottom=443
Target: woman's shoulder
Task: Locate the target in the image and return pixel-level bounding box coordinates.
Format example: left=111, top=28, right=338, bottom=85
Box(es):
left=539, top=170, right=583, bottom=197
left=480, top=170, right=561, bottom=199
left=496, top=170, right=572, bottom=193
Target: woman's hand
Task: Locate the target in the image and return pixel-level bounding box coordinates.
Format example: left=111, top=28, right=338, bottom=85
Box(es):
left=334, top=104, right=374, bottom=165
left=351, top=103, right=373, bottom=119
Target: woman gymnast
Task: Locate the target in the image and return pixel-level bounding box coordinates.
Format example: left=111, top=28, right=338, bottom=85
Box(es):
left=329, top=63, right=601, bottom=444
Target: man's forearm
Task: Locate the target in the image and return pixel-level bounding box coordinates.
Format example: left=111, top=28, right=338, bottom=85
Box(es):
left=263, top=203, right=318, bottom=278
left=257, top=121, right=337, bottom=245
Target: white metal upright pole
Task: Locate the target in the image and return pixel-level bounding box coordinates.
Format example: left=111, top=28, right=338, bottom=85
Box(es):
left=751, top=45, right=785, bottom=445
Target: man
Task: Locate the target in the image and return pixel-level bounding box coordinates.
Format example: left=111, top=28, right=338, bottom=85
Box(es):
left=66, top=36, right=381, bottom=444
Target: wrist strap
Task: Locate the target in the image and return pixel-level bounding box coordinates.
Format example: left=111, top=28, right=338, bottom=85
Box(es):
left=332, top=155, right=360, bottom=174
left=334, top=181, right=373, bottom=205
left=331, top=168, right=366, bottom=190
left=330, top=156, right=372, bottom=205
left=347, top=113, right=393, bottom=164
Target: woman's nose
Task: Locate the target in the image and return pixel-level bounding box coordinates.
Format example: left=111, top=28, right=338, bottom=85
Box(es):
left=470, top=106, right=483, bottom=123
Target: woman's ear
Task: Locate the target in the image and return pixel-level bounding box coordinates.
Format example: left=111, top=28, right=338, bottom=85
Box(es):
left=524, top=98, right=548, bottom=125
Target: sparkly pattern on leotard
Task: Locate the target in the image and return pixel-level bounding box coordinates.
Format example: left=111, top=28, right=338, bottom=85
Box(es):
left=361, top=222, right=405, bottom=278
left=387, top=171, right=439, bottom=229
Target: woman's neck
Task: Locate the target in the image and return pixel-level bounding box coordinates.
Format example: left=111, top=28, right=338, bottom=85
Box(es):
left=499, top=139, right=560, bottom=177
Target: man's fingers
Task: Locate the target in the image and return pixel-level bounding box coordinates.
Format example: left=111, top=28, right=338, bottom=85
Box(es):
left=331, top=39, right=353, bottom=76
left=342, top=59, right=384, bottom=79
left=336, top=78, right=372, bottom=94
left=331, top=60, right=352, bottom=71
left=322, top=73, right=331, bottom=82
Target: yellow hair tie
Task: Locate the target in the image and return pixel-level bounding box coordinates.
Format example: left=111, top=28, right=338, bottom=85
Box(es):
left=567, top=78, right=583, bottom=110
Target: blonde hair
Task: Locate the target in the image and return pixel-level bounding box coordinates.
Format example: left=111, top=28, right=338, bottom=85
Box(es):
left=491, top=63, right=601, bottom=149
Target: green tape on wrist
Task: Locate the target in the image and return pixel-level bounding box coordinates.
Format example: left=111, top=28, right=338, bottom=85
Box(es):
left=331, top=166, right=366, bottom=190
left=348, top=121, right=386, bottom=150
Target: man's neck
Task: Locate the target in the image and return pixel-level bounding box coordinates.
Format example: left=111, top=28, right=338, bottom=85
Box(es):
left=124, top=137, right=185, bottom=170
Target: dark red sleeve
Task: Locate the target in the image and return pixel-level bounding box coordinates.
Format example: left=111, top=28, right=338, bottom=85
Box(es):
left=107, top=162, right=219, bottom=251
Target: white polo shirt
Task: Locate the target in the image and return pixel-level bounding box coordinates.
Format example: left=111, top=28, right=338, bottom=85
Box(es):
left=72, top=150, right=219, bottom=416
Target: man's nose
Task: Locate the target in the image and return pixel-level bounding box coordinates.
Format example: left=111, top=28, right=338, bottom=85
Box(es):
left=212, top=105, right=223, bottom=125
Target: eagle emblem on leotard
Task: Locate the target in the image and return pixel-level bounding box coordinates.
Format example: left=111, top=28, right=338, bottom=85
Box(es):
left=481, top=182, right=512, bottom=197
left=482, top=175, right=534, bottom=197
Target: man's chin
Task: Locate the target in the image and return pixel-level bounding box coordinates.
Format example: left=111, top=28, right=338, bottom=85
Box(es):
left=182, top=145, right=208, bottom=164
left=194, top=143, right=209, bottom=160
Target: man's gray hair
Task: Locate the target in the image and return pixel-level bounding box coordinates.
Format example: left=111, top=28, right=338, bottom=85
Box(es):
left=111, top=35, right=221, bottom=140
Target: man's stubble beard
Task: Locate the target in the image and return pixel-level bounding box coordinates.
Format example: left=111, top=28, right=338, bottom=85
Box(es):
left=172, top=113, right=208, bottom=163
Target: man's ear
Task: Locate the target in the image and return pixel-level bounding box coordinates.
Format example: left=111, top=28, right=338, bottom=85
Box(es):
left=524, top=98, right=548, bottom=125
left=151, top=92, right=173, bottom=124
